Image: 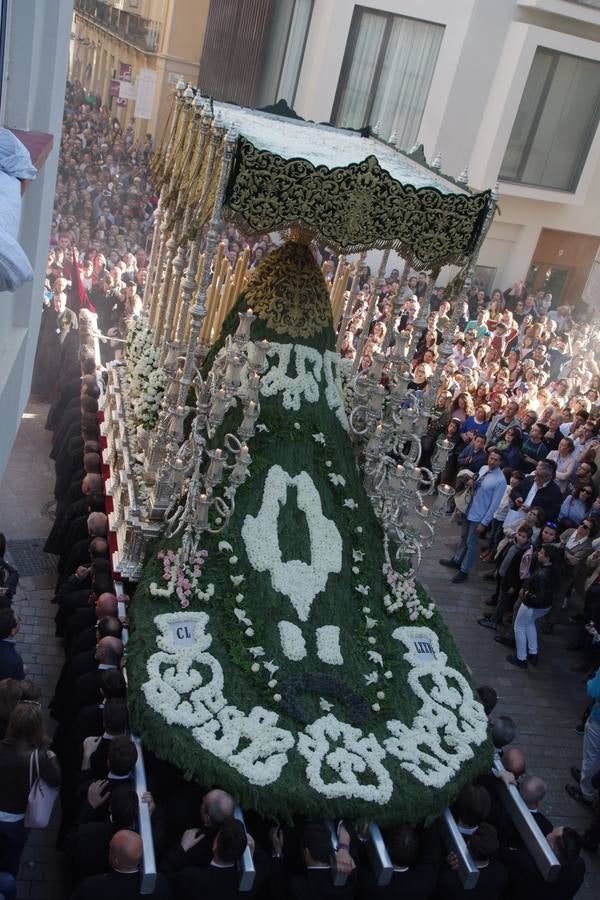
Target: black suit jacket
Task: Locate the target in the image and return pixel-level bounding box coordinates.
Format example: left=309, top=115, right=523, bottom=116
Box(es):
left=270, top=859, right=356, bottom=900
left=160, top=827, right=218, bottom=873
left=59, top=535, right=90, bottom=580
left=0, top=640, right=25, bottom=680
left=64, top=668, right=106, bottom=726
left=510, top=476, right=562, bottom=521
left=69, top=625, right=99, bottom=657
left=51, top=649, right=96, bottom=716
left=501, top=845, right=585, bottom=900
left=70, top=869, right=172, bottom=900
left=62, top=819, right=118, bottom=880
left=169, top=864, right=240, bottom=900
left=357, top=826, right=440, bottom=899
left=434, top=860, right=508, bottom=900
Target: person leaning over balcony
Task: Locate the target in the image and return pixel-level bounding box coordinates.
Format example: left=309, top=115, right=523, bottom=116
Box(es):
left=439, top=447, right=507, bottom=583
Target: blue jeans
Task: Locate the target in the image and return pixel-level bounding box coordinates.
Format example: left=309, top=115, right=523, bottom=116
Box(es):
left=0, top=819, right=25, bottom=878
left=452, top=518, right=480, bottom=574
left=0, top=871, right=16, bottom=900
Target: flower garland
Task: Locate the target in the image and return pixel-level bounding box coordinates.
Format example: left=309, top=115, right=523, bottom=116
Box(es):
left=382, top=537, right=435, bottom=621
left=149, top=548, right=213, bottom=608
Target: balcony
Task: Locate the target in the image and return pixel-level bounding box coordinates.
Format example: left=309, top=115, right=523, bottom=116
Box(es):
left=74, top=0, right=162, bottom=54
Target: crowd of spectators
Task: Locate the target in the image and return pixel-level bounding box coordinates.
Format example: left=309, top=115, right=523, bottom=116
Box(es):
left=1, top=84, right=600, bottom=899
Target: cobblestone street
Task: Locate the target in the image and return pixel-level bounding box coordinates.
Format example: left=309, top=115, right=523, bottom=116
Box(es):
left=1, top=402, right=599, bottom=897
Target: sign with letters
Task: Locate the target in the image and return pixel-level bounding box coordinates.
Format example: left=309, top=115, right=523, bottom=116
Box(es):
left=170, top=620, right=197, bottom=646
left=411, top=635, right=437, bottom=661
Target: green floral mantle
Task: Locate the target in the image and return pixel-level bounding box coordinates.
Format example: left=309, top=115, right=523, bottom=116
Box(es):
left=127, top=242, right=492, bottom=824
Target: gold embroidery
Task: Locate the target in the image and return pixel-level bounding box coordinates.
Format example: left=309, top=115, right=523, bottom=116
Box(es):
left=244, top=241, right=332, bottom=340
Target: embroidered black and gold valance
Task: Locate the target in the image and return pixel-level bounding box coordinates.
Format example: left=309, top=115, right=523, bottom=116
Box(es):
left=224, top=137, right=490, bottom=269
left=152, top=99, right=493, bottom=268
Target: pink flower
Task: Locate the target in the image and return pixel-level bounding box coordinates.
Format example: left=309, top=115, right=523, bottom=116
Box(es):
left=157, top=551, right=165, bottom=560
left=180, top=598, right=190, bottom=609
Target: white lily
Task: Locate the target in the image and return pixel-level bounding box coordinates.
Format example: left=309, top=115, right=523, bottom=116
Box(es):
left=367, top=651, right=384, bottom=667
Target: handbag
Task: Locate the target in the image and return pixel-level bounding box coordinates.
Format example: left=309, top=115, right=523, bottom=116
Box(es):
left=24, top=749, right=58, bottom=828
left=453, top=470, right=476, bottom=514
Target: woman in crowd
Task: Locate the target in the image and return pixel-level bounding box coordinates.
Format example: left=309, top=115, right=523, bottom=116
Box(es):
left=460, top=403, right=491, bottom=440
left=496, top=426, right=523, bottom=471
left=0, top=704, right=61, bottom=876
left=450, top=392, right=474, bottom=425
left=507, top=543, right=562, bottom=669
left=559, top=485, right=595, bottom=531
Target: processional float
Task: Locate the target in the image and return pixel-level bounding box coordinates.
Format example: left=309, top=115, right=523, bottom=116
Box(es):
left=101, top=81, right=500, bottom=829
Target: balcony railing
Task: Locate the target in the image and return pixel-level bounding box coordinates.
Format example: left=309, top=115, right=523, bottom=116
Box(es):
left=74, top=0, right=162, bottom=53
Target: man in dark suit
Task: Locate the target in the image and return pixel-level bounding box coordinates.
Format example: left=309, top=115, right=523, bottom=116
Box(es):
left=159, top=788, right=236, bottom=873
left=168, top=818, right=248, bottom=900
left=45, top=488, right=104, bottom=556
left=357, top=825, right=440, bottom=899
left=500, top=825, right=585, bottom=900
left=55, top=572, right=114, bottom=639
left=69, top=830, right=172, bottom=899
left=508, top=460, right=562, bottom=523
left=0, top=609, right=25, bottom=680
left=269, top=822, right=356, bottom=900
left=81, top=698, right=129, bottom=778
left=434, top=823, right=508, bottom=900
left=63, top=590, right=118, bottom=651
left=70, top=615, right=122, bottom=657
left=62, top=636, right=123, bottom=727
left=76, top=737, right=138, bottom=826
left=56, top=669, right=127, bottom=761
left=62, top=784, right=138, bottom=882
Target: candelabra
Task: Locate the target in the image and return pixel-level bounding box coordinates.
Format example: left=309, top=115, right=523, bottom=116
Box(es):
left=159, top=309, right=268, bottom=563
left=349, top=353, right=455, bottom=568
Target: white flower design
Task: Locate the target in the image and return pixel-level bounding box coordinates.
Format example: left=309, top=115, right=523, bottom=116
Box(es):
left=278, top=621, right=307, bottom=661
left=384, top=626, right=488, bottom=788
left=242, top=465, right=343, bottom=621
left=316, top=625, right=343, bottom=665
left=298, top=714, right=392, bottom=803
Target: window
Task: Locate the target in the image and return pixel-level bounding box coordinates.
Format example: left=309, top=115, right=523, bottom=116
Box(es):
left=500, top=47, right=600, bottom=191
left=257, top=0, right=313, bottom=108
left=198, top=0, right=312, bottom=110
left=332, top=7, right=444, bottom=149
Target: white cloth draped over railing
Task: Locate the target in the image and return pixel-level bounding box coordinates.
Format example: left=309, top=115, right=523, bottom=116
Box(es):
left=0, top=128, right=37, bottom=292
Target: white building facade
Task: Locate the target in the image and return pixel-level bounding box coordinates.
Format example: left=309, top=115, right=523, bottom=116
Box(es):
left=0, top=0, right=74, bottom=480
left=288, top=0, right=600, bottom=304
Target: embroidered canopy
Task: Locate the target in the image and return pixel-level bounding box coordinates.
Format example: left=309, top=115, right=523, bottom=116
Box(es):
left=156, top=100, right=491, bottom=268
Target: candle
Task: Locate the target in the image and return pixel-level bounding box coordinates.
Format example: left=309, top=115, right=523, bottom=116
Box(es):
left=207, top=448, right=225, bottom=485
left=247, top=339, right=269, bottom=371
left=196, top=493, right=209, bottom=528
left=211, top=387, right=228, bottom=419
left=235, top=308, right=256, bottom=343
left=225, top=353, right=244, bottom=388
